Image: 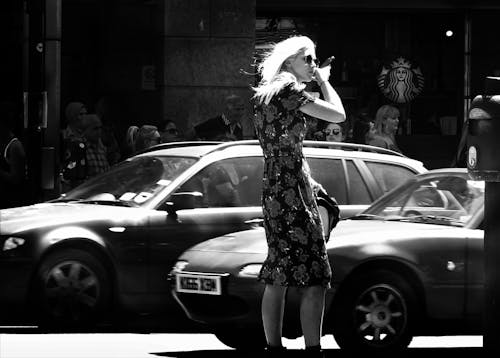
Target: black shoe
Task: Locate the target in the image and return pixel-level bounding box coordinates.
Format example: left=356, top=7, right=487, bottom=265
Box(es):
left=265, top=344, right=287, bottom=357
left=304, top=345, right=324, bottom=357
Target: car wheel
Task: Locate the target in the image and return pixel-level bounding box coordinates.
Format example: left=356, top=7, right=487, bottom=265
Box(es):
left=331, top=269, right=417, bottom=352
left=34, top=248, right=112, bottom=328
left=215, top=326, right=266, bottom=350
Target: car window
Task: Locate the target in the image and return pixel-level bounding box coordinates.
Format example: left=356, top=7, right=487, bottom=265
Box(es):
left=308, top=158, right=347, bottom=204
left=365, top=161, right=416, bottom=195
left=63, top=156, right=196, bottom=205
left=177, top=157, right=264, bottom=208
left=346, top=160, right=371, bottom=204
left=368, top=175, right=484, bottom=226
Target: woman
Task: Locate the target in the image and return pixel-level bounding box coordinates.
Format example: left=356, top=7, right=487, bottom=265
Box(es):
left=159, top=119, right=181, bottom=143
left=323, top=122, right=345, bottom=142
left=252, top=35, right=345, bottom=356
left=368, top=104, right=402, bottom=153
left=134, top=125, right=161, bottom=152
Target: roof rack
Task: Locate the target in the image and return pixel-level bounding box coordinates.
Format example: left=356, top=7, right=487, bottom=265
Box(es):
left=135, top=141, right=223, bottom=155
left=205, top=139, right=406, bottom=157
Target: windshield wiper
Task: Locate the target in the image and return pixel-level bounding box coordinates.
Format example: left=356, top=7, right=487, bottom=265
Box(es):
left=386, top=215, right=463, bottom=226
left=349, top=213, right=386, bottom=220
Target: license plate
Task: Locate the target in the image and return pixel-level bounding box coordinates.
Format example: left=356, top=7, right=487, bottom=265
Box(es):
left=176, top=273, right=222, bottom=295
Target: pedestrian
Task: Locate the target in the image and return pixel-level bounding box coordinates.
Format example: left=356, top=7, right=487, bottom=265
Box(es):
left=81, top=114, right=110, bottom=178
left=323, top=122, right=346, bottom=142
left=194, top=94, right=245, bottom=141
left=0, top=101, right=27, bottom=209
left=305, top=116, right=324, bottom=141
left=94, top=97, right=121, bottom=165
left=159, top=119, right=182, bottom=143
left=367, top=104, right=402, bottom=153
left=61, top=101, right=87, bottom=141
left=134, top=125, right=161, bottom=152
left=123, top=125, right=139, bottom=157
left=252, top=35, right=345, bottom=356
left=61, top=101, right=88, bottom=191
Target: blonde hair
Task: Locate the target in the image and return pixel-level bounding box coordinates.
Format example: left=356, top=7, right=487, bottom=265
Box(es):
left=125, top=125, right=139, bottom=152
left=253, top=36, right=316, bottom=105
left=374, top=105, right=400, bottom=134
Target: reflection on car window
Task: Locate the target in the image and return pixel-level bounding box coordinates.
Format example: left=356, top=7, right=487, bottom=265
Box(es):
left=346, top=160, right=371, bottom=205
left=177, top=157, right=264, bottom=208
left=366, top=162, right=415, bottom=194
left=308, top=158, right=347, bottom=204
left=366, top=175, right=484, bottom=226
left=63, top=156, right=196, bottom=205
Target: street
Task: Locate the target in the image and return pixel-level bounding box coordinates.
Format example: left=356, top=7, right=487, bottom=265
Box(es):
left=0, top=332, right=483, bottom=358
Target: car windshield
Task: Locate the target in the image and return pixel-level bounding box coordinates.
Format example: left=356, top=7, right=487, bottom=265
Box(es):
left=57, top=155, right=197, bottom=206
left=360, top=175, right=484, bottom=227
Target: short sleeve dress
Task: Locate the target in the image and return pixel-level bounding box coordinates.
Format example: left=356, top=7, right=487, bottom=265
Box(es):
left=253, top=83, right=332, bottom=288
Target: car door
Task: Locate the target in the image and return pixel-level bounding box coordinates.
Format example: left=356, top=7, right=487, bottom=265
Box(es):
left=308, top=157, right=373, bottom=218
left=147, top=156, right=264, bottom=296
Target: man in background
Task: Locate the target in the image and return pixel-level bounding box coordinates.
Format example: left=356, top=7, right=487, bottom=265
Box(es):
left=194, top=94, right=245, bottom=141
left=81, top=114, right=110, bottom=179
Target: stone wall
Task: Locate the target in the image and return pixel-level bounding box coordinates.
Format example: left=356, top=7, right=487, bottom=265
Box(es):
left=161, top=0, right=256, bottom=138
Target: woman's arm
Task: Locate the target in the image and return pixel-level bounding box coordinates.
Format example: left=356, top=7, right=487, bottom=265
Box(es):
left=300, top=65, right=346, bottom=123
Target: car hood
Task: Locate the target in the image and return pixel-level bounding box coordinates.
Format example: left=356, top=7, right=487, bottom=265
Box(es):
left=0, top=202, right=150, bottom=235
left=184, top=219, right=471, bottom=255
left=329, top=219, right=469, bottom=246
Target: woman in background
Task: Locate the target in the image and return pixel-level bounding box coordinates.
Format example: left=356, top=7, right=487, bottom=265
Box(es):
left=368, top=104, right=402, bottom=153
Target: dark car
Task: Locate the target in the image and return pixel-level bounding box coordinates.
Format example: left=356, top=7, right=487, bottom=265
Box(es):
left=170, top=168, right=484, bottom=351
left=0, top=140, right=425, bottom=329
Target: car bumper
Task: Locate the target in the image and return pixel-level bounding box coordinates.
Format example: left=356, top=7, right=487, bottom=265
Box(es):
left=169, top=271, right=263, bottom=326
left=0, top=256, right=35, bottom=324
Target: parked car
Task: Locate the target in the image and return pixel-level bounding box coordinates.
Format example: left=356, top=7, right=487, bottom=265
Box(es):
left=0, top=140, right=425, bottom=329
left=170, top=168, right=484, bottom=351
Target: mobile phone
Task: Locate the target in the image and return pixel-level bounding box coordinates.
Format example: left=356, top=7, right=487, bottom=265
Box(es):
left=320, top=56, right=335, bottom=68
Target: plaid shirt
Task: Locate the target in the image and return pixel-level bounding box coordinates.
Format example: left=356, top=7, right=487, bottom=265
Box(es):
left=85, top=139, right=110, bottom=178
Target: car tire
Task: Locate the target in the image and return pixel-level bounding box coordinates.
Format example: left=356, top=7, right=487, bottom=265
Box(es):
left=331, top=269, right=417, bottom=352
left=34, top=248, right=112, bottom=329
left=215, top=326, right=266, bottom=350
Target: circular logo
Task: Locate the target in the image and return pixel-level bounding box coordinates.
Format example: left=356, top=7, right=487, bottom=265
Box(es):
left=377, top=57, right=424, bottom=104
left=468, top=146, right=477, bottom=169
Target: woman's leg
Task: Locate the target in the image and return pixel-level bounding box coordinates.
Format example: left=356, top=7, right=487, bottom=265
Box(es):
left=262, top=284, right=287, bottom=347
left=299, top=285, right=327, bottom=347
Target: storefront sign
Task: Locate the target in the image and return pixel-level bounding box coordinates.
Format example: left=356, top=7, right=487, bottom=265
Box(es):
left=377, top=57, right=424, bottom=103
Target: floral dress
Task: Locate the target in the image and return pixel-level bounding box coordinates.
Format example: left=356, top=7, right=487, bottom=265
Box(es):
left=254, top=83, right=332, bottom=288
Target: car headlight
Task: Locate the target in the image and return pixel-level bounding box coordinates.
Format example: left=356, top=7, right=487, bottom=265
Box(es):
left=172, top=260, right=189, bottom=272
left=2, top=237, right=25, bottom=251
left=239, top=263, right=262, bottom=277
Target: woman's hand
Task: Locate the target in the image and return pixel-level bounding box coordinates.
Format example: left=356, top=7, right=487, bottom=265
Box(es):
left=314, top=65, right=331, bottom=86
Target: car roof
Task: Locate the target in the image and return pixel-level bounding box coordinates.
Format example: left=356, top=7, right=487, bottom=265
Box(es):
left=136, top=140, right=426, bottom=169
left=415, top=167, right=470, bottom=178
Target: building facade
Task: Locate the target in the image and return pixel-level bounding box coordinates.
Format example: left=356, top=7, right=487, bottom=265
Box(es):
left=3, top=0, right=500, bottom=202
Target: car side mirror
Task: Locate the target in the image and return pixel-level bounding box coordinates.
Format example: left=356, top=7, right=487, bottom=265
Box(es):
left=165, top=191, right=203, bottom=215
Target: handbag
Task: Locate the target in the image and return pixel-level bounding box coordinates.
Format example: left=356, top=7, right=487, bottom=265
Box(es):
left=316, top=187, right=340, bottom=242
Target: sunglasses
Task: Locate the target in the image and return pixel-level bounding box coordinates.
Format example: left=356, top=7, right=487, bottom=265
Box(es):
left=324, top=128, right=341, bottom=135
left=166, top=128, right=178, bottom=134
left=304, top=55, right=320, bottom=67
